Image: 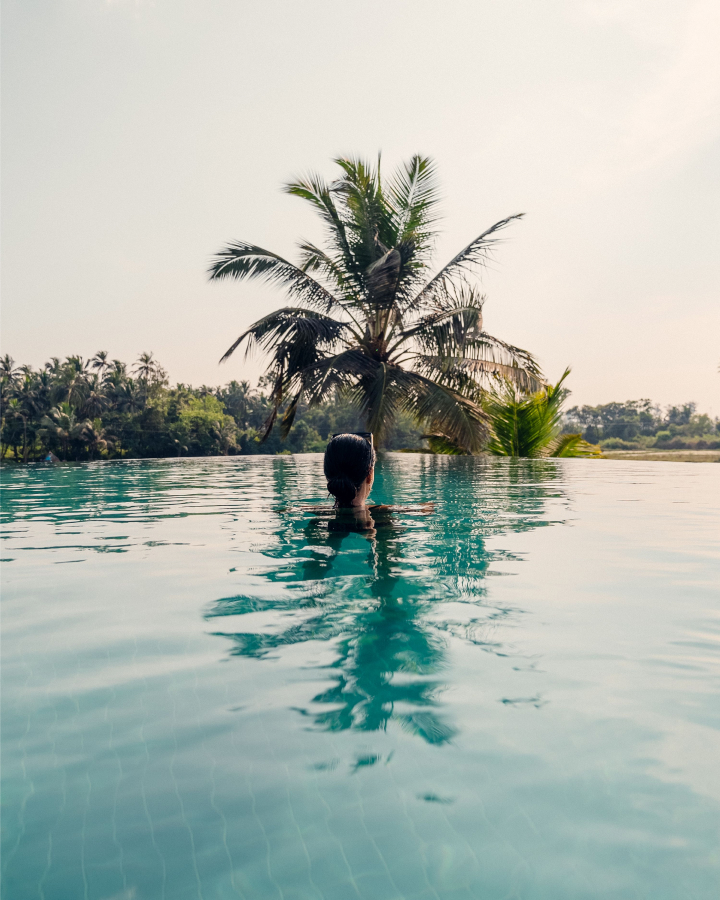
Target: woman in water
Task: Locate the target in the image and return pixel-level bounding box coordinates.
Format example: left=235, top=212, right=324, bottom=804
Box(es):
left=324, top=433, right=376, bottom=509
left=323, top=432, right=377, bottom=532
left=321, top=432, right=433, bottom=535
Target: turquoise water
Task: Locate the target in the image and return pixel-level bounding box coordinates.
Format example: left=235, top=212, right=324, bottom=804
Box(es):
left=1, top=455, right=719, bottom=900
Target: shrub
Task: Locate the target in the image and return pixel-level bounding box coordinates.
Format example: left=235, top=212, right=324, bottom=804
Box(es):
left=653, top=430, right=672, bottom=445
left=599, top=438, right=644, bottom=450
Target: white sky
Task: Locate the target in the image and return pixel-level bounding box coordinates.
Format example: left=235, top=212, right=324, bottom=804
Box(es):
left=2, top=0, right=719, bottom=413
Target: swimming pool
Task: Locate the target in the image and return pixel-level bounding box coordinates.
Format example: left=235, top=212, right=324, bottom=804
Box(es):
left=2, top=455, right=719, bottom=899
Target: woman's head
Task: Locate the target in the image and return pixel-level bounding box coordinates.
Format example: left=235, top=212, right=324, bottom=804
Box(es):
left=324, top=433, right=375, bottom=508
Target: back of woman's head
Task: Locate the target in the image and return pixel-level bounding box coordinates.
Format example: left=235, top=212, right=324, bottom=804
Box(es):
left=324, top=434, right=375, bottom=508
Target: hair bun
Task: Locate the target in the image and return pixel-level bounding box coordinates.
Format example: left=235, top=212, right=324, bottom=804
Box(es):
left=326, top=474, right=357, bottom=506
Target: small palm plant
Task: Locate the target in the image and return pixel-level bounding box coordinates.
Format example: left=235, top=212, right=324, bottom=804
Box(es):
left=483, top=368, right=600, bottom=458
left=210, top=155, right=542, bottom=451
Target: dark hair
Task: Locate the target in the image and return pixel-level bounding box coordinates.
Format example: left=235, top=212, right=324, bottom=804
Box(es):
left=323, top=434, right=375, bottom=508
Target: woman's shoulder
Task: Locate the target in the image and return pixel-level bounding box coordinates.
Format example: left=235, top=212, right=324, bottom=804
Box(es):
left=369, top=502, right=434, bottom=514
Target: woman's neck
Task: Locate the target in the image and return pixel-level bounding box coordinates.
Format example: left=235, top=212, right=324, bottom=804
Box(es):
left=351, top=483, right=371, bottom=507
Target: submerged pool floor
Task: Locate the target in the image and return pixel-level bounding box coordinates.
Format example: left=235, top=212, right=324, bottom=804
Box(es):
left=2, top=455, right=719, bottom=899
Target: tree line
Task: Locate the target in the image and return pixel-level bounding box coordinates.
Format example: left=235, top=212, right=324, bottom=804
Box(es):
left=565, top=400, right=719, bottom=451
left=2, top=352, right=714, bottom=462
left=0, top=352, right=425, bottom=462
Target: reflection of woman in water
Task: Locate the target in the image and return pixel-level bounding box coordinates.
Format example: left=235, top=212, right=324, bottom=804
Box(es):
left=299, top=433, right=453, bottom=741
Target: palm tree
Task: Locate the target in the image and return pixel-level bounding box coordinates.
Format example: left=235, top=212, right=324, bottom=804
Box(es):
left=75, top=418, right=114, bottom=459
left=79, top=375, right=107, bottom=419
left=483, top=369, right=600, bottom=458
left=0, top=355, right=20, bottom=450
left=108, top=359, right=128, bottom=379
left=60, top=356, right=91, bottom=407
left=40, top=404, right=78, bottom=460
left=210, top=155, right=542, bottom=451
left=91, top=351, right=111, bottom=377
left=219, top=380, right=253, bottom=428
left=0, top=354, right=20, bottom=385
left=133, top=352, right=157, bottom=382
left=133, top=352, right=167, bottom=404
left=13, top=374, right=41, bottom=462
left=213, top=419, right=238, bottom=455
left=112, top=380, right=145, bottom=414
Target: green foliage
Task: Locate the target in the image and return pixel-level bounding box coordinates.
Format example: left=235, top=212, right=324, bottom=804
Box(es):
left=0, top=351, right=427, bottom=462
left=172, top=396, right=236, bottom=456
left=599, top=437, right=644, bottom=451
left=483, top=369, right=600, bottom=458
left=210, top=155, right=542, bottom=452
left=484, top=370, right=564, bottom=457
left=550, top=433, right=602, bottom=458
left=3, top=349, right=713, bottom=462
left=423, top=433, right=469, bottom=455
left=565, top=400, right=719, bottom=449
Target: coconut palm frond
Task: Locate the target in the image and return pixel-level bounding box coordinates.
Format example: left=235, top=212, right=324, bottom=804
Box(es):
left=387, top=154, right=441, bottom=249
left=220, top=308, right=347, bottom=364
left=276, top=348, right=379, bottom=435
left=363, top=368, right=487, bottom=454
left=303, top=349, right=380, bottom=398
left=209, top=241, right=339, bottom=312
left=403, top=287, right=542, bottom=393
left=345, top=361, right=412, bottom=443
left=238, top=315, right=355, bottom=440
left=392, top=289, right=486, bottom=355
left=414, top=351, right=543, bottom=394
left=411, top=214, right=524, bottom=310
left=405, top=373, right=488, bottom=454
left=548, top=433, right=602, bottom=458
left=285, top=172, right=363, bottom=292
left=332, top=156, right=394, bottom=263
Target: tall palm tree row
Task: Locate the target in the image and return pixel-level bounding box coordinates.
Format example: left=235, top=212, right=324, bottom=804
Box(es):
left=0, top=352, right=172, bottom=460
left=209, top=155, right=543, bottom=451
left=2, top=351, right=368, bottom=461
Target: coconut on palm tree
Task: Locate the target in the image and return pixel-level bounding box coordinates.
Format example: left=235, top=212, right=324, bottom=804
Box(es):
left=210, top=155, right=543, bottom=452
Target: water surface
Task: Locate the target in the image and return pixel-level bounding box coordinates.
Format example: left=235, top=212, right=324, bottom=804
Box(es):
left=2, top=455, right=719, bottom=899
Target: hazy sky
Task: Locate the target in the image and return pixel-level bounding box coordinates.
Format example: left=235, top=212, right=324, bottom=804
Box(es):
left=3, top=0, right=719, bottom=412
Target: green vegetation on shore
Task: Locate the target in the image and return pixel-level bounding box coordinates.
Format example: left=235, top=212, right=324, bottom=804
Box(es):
left=2, top=352, right=715, bottom=463
left=566, top=400, right=720, bottom=452
left=0, top=352, right=425, bottom=462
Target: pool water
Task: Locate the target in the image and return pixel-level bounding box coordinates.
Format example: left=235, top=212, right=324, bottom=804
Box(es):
left=1, top=455, right=719, bottom=900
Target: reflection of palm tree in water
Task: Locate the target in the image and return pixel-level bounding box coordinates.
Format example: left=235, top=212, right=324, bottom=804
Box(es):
left=207, top=455, right=565, bottom=745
